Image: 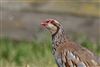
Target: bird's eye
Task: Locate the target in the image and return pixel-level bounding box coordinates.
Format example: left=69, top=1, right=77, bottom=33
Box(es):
left=51, top=20, right=54, bottom=24
left=46, top=21, right=49, bottom=23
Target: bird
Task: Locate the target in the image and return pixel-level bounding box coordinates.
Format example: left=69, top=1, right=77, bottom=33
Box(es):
left=41, top=19, right=100, bottom=67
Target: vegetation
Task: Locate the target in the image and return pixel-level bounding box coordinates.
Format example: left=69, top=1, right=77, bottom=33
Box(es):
left=0, top=34, right=100, bottom=67
left=21, top=0, right=100, bottom=17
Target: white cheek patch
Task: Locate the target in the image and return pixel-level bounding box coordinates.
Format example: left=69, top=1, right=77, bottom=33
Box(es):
left=47, top=23, right=57, bottom=30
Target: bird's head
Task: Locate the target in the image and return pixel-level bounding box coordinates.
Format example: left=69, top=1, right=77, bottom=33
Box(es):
left=41, top=19, right=61, bottom=35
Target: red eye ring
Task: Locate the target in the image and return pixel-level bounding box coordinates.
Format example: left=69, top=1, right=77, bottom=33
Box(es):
left=46, top=20, right=49, bottom=23
left=50, top=20, right=54, bottom=24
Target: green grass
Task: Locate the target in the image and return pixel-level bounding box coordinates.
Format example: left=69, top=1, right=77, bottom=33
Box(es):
left=0, top=34, right=100, bottom=67
left=0, top=37, right=57, bottom=67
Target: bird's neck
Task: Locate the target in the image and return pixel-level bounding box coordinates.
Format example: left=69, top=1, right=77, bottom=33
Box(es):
left=52, top=27, right=69, bottom=47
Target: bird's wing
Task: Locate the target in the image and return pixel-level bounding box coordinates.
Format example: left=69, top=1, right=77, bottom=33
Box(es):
left=57, top=42, right=100, bottom=67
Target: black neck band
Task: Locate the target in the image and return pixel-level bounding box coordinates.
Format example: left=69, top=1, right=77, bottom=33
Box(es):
left=52, top=26, right=59, bottom=38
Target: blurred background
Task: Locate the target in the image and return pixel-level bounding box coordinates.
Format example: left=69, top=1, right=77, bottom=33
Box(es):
left=0, top=0, right=100, bottom=67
